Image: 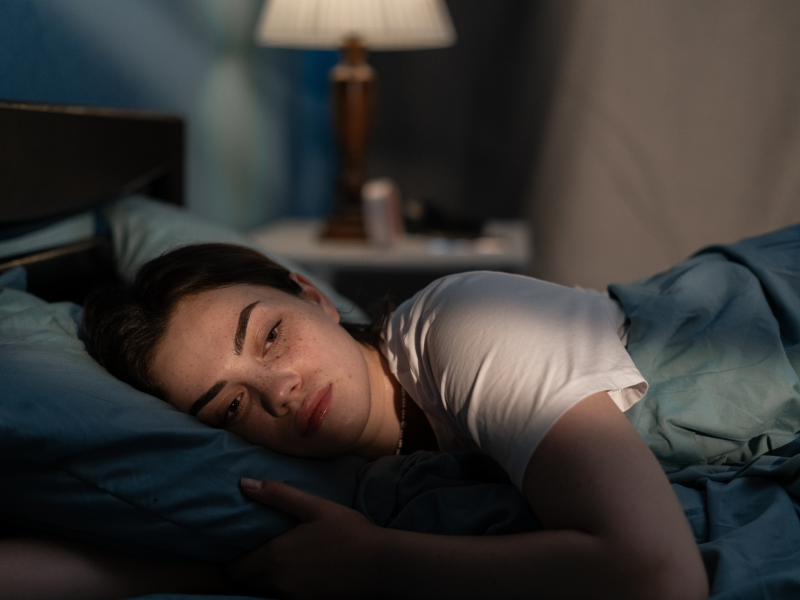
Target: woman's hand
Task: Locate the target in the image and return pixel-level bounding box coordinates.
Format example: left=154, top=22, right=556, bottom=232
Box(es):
left=225, top=479, right=382, bottom=599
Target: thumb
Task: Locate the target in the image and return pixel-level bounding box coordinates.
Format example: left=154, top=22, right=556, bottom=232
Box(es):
left=240, top=478, right=329, bottom=522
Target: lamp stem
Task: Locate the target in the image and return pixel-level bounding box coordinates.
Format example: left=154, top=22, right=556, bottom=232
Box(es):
left=322, top=36, right=376, bottom=239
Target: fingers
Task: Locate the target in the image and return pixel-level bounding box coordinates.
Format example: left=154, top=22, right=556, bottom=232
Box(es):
left=239, top=479, right=330, bottom=522
left=226, top=479, right=334, bottom=592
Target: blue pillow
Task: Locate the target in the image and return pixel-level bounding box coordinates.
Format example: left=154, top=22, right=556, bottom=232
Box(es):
left=0, top=217, right=368, bottom=561
left=0, top=265, right=26, bottom=291
left=103, top=195, right=367, bottom=323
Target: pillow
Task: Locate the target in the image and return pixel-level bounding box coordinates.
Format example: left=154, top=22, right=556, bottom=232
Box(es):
left=0, top=265, right=26, bottom=290
left=0, top=211, right=98, bottom=260
left=103, top=195, right=367, bottom=323
left=0, top=223, right=368, bottom=562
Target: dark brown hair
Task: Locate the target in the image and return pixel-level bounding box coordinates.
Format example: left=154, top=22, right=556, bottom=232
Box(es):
left=82, top=243, right=383, bottom=400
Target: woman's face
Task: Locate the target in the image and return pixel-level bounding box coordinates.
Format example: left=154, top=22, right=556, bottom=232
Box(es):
left=150, top=275, right=381, bottom=459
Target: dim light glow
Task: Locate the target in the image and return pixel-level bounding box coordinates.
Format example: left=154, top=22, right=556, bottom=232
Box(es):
left=254, top=0, right=456, bottom=50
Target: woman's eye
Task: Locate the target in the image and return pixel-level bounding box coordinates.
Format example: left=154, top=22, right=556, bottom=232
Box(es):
left=263, top=321, right=281, bottom=352
left=227, top=398, right=240, bottom=416
left=217, top=396, right=243, bottom=428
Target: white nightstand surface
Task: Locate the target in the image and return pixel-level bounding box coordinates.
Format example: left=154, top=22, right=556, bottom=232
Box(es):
left=248, top=219, right=532, bottom=272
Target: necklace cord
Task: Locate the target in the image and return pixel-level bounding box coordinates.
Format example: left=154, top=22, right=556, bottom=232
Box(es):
left=394, top=388, right=406, bottom=455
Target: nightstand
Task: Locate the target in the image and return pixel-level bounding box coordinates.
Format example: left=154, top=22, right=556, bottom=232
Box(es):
left=248, top=219, right=532, bottom=313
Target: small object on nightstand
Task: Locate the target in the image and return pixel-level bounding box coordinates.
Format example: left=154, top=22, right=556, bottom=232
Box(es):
left=473, top=236, right=506, bottom=255
left=362, top=178, right=403, bottom=248
left=403, top=197, right=482, bottom=238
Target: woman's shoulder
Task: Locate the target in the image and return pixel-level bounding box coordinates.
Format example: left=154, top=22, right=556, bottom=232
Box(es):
left=382, top=271, right=628, bottom=379
left=393, top=271, right=616, bottom=332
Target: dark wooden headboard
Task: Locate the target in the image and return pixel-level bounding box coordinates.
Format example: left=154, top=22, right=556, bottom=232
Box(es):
left=0, top=100, right=185, bottom=303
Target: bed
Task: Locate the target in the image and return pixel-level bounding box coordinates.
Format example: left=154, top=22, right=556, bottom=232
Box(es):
left=3, top=100, right=800, bottom=600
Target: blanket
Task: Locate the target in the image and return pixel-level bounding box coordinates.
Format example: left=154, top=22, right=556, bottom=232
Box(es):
left=356, top=445, right=800, bottom=599
left=610, top=224, right=800, bottom=471
left=130, top=224, right=800, bottom=599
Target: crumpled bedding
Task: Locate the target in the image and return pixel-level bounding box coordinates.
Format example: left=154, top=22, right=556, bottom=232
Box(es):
left=355, top=442, right=800, bottom=599
left=610, top=223, right=800, bottom=471
left=355, top=450, right=539, bottom=535
left=668, top=439, right=800, bottom=599
left=129, top=224, right=800, bottom=599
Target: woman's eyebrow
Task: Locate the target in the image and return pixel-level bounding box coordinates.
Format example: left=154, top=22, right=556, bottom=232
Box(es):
left=189, top=380, right=227, bottom=416
left=188, top=300, right=260, bottom=417
left=234, top=301, right=260, bottom=355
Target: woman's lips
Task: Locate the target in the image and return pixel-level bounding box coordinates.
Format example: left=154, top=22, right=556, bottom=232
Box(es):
left=297, top=385, right=332, bottom=437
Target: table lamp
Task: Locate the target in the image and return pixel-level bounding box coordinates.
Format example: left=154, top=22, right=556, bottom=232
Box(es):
left=254, top=0, right=456, bottom=239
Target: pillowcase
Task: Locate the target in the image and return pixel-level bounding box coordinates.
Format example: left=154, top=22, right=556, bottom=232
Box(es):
left=103, top=195, right=367, bottom=323
left=0, top=211, right=98, bottom=260
left=0, top=265, right=26, bottom=290
left=0, top=203, right=370, bottom=562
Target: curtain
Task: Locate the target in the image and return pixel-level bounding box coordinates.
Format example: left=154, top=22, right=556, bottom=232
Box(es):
left=527, top=0, right=800, bottom=289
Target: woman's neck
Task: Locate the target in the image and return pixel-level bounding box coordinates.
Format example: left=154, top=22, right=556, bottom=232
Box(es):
left=352, top=344, right=405, bottom=460
left=354, top=344, right=438, bottom=459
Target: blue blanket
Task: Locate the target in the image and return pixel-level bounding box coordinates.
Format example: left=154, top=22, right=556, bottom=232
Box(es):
left=362, top=446, right=800, bottom=600
left=132, top=225, right=800, bottom=599
left=610, top=224, right=800, bottom=471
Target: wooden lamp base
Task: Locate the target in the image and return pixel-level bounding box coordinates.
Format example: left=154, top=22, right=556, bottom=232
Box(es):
left=321, top=37, right=375, bottom=241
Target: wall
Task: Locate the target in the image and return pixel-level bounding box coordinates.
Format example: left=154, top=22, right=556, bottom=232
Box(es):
left=368, top=0, right=557, bottom=224
left=0, top=0, right=337, bottom=229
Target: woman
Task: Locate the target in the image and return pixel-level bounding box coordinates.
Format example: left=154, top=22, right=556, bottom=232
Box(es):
left=79, top=243, right=707, bottom=600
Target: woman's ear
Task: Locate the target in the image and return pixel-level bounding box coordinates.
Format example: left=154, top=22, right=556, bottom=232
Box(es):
left=288, top=273, right=341, bottom=324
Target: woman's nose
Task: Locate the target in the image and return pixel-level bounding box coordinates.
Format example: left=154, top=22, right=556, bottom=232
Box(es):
left=259, top=370, right=302, bottom=417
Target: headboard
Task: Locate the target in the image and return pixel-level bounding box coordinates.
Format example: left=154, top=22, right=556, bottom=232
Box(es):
left=0, top=100, right=184, bottom=303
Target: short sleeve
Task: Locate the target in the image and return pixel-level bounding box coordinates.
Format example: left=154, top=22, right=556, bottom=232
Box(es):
left=382, top=272, right=647, bottom=489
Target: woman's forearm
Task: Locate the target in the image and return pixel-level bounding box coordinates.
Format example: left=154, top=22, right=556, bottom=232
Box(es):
left=0, top=534, right=231, bottom=600
left=361, top=394, right=709, bottom=600
left=362, top=526, right=700, bottom=600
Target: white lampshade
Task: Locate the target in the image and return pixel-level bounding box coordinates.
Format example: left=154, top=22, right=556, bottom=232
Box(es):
left=254, top=0, right=456, bottom=50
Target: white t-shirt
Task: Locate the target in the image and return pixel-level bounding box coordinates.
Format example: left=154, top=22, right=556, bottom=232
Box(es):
left=380, top=271, right=648, bottom=489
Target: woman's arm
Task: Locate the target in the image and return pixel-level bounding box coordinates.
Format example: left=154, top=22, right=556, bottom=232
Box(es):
left=228, top=392, right=708, bottom=600
left=0, top=533, right=233, bottom=600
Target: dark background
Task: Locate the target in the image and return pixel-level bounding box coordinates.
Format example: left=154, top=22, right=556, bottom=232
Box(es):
left=367, top=0, right=573, bottom=224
